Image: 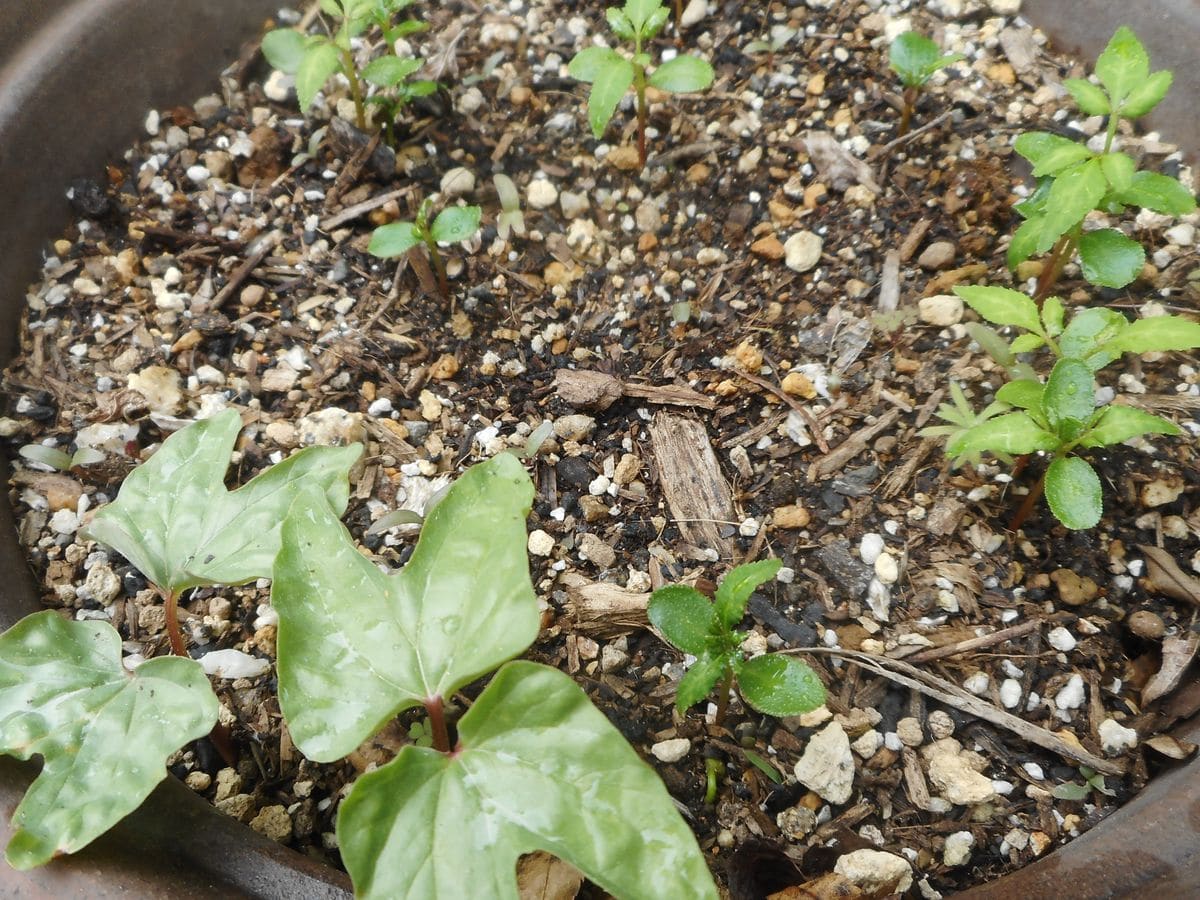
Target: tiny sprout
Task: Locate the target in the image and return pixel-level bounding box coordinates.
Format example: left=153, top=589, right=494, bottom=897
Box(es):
left=18, top=444, right=104, bottom=472
left=887, top=31, right=963, bottom=135
left=368, top=197, right=481, bottom=298
left=362, top=55, right=438, bottom=145
left=917, top=382, right=1013, bottom=471
left=568, top=0, right=714, bottom=169
left=493, top=174, right=525, bottom=240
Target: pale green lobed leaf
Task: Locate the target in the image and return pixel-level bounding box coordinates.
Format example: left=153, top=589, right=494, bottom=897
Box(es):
left=1045, top=456, right=1102, bottom=530
left=1014, top=132, right=1094, bottom=177
left=1094, top=26, right=1149, bottom=106
left=1098, top=152, right=1135, bottom=193
left=337, top=661, right=718, bottom=900
left=1063, top=78, right=1110, bottom=116
left=995, top=379, right=1044, bottom=413
left=583, top=55, right=635, bottom=138
left=1120, top=69, right=1172, bottom=118
left=1059, top=307, right=1129, bottom=367
left=1096, top=314, right=1200, bottom=357
left=83, top=409, right=359, bottom=593
left=568, top=45, right=623, bottom=83
left=676, top=653, right=728, bottom=712
left=0, top=612, right=218, bottom=868
left=273, top=453, right=538, bottom=762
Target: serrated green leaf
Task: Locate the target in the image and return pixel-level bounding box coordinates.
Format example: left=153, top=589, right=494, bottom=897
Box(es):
left=0, top=612, right=218, bottom=868
left=582, top=54, right=635, bottom=139
left=1038, top=159, right=1107, bottom=253
left=337, top=661, right=717, bottom=900
left=606, top=8, right=636, bottom=40
left=955, top=285, right=1042, bottom=333
left=1097, top=314, right=1200, bottom=356
left=996, top=379, right=1044, bottom=412
left=624, top=0, right=662, bottom=33
left=369, top=221, right=422, bottom=256
left=273, top=454, right=537, bottom=762
left=736, top=655, right=825, bottom=718
left=714, top=559, right=781, bottom=629
left=430, top=205, right=481, bottom=243
left=1078, top=405, right=1180, bottom=448
left=1063, top=78, right=1110, bottom=116
left=362, top=55, right=422, bottom=87
left=1059, top=307, right=1129, bottom=366
left=84, top=409, right=359, bottom=594
left=677, top=653, right=729, bottom=712
left=319, top=0, right=343, bottom=17
left=648, top=585, right=718, bottom=655
left=1007, top=216, right=1043, bottom=269
left=296, top=40, right=342, bottom=111
left=1078, top=228, right=1144, bottom=288
left=1009, top=333, right=1045, bottom=354
left=966, top=323, right=1016, bottom=367
left=948, top=412, right=1059, bottom=457
left=643, top=6, right=670, bottom=38
left=1045, top=456, right=1102, bottom=529
left=1099, top=152, right=1135, bottom=193
left=1121, top=69, right=1172, bottom=118
left=1042, top=296, right=1065, bottom=337
left=261, top=28, right=308, bottom=75
left=1043, top=359, right=1096, bottom=431
left=1014, top=132, right=1094, bottom=177
left=1095, top=26, right=1149, bottom=106
left=1114, top=171, right=1197, bottom=216
left=648, top=55, right=714, bottom=93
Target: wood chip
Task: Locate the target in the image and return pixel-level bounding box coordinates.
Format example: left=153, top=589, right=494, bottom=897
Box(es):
left=561, top=577, right=650, bottom=638
left=648, top=412, right=735, bottom=558
left=808, top=408, right=901, bottom=481
left=1143, top=631, right=1200, bottom=706
left=1139, top=545, right=1200, bottom=608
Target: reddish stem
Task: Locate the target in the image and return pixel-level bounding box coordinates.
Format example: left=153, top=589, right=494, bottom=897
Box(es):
left=635, top=68, right=648, bottom=170
left=426, top=696, right=451, bottom=754
left=898, top=87, right=916, bottom=136
left=1009, top=468, right=1047, bottom=532
left=426, top=239, right=449, bottom=299
left=1034, top=233, right=1074, bottom=304
left=713, top=670, right=733, bottom=726
left=162, top=588, right=186, bottom=657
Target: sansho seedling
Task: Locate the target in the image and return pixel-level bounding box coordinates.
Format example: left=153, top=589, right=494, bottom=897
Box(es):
left=887, top=31, right=963, bottom=136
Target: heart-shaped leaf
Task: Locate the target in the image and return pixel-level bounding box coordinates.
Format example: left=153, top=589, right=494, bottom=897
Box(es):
left=0, top=612, right=218, bottom=868
left=1078, top=228, right=1144, bottom=288
left=273, top=453, right=538, bottom=762
left=648, top=585, right=717, bottom=655
left=84, top=409, right=359, bottom=594
left=337, top=661, right=718, bottom=900
left=714, top=559, right=781, bottom=628
left=1045, top=456, right=1102, bottom=530
left=736, top=654, right=825, bottom=718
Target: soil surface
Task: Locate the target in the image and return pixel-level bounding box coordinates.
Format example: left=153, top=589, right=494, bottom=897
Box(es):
left=3, top=0, right=1200, bottom=897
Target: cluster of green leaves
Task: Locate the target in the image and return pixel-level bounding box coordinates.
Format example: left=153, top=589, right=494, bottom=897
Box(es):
left=568, top=0, right=714, bottom=169
left=887, top=31, right=963, bottom=135
left=0, top=414, right=715, bottom=897
left=918, top=381, right=1014, bottom=471
left=262, top=0, right=429, bottom=133
left=0, top=409, right=359, bottom=869
left=946, top=286, right=1200, bottom=529
left=368, top=197, right=481, bottom=298
left=648, top=560, right=825, bottom=721
left=1009, top=27, right=1196, bottom=292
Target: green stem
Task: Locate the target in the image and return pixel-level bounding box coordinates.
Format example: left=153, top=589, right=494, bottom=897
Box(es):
left=340, top=49, right=367, bottom=131
left=703, top=758, right=724, bottom=805
left=635, top=66, right=648, bottom=170
left=1103, top=111, right=1119, bottom=154
left=426, top=696, right=451, bottom=754
left=713, top=669, right=733, bottom=726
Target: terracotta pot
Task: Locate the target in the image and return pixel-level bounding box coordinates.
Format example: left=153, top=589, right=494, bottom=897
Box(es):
left=0, top=1, right=1196, bottom=897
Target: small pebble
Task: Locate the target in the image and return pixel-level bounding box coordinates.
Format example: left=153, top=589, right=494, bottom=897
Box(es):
left=784, top=231, right=822, bottom=272
left=1127, top=609, right=1165, bottom=639
left=651, top=738, right=691, bottom=764
left=1047, top=627, right=1077, bottom=653
left=527, top=530, right=555, bottom=557
left=999, top=679, right=1022, bottom=709
left=1098, top=718, right=1138, bottom=755
left=1055, top=674, right=1085, bottom=710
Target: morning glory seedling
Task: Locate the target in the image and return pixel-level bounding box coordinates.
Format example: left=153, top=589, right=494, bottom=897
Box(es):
left=262, top=0, right=427, bottom=132
left=368, top=198, right=481, bottom=298
left=568, top=0, right=714, bottom=169
left=1009, top=27, right=1196, bottom=299
left=887, top=31, right=963, bottom=136
left=649, top=560, right=826, bottom=724
left=938, top=285, right=1200, bottom=529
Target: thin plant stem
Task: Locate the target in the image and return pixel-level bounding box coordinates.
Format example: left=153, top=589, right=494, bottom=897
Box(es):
left=340, top=49, right=367, bottom=131
left=898, top=87, right=917, bottom=136
left=426, top=696, right=451, bottom=753
left=161, top=588, right=186, bottom=657
left=425, top=237, right=448, bottom=298
left=1034, top=231, right=1078, bottom=304
left=713, top=669, right=733, bottom=725
left=635, top=71, right=648, bottom=170
left=1009, top=467, right=1047, bottom=532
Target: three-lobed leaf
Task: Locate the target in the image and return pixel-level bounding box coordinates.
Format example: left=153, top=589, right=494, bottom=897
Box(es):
left=1094, top=26, right=1149, bottom=107
left=84, top=408, right=360, bottom=594
left=1078, top=228, right=1144, bottom=288
left=648, top=585, right=717, bottom=655
left=337, top=661, right=718, bottom=900
left=0, top=613, right=218, bottom=868
left=736, top=655, right=825, bottom=718
left=1045, top=456, right=1102, bottom=530
left=430, top=205, right=482, bottom=243
left=713, top=559, right=781, bottom=628
left=647, top=55, right=714, bottom=93
left=273, top=453, right=538, bottom=762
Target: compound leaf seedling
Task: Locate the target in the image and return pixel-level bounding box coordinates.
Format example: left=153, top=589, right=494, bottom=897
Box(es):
left=273, top=453, right=716, bottom=898
left=369, top=198, right=481, bottom=299
left=887, top=31, right=963, bottom=135
left=1007, top=27, right=1196, bottom=298
left=649, top=559, right=825, bottom=722
left=83, top=408, right=360, bottom=654
left=568, top=0, right=714, bottom=169
left=0, top=612, right=218, bottom=868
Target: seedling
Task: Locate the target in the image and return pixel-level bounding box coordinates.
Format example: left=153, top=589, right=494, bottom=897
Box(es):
left=493, top=173, right=526, bottom=241
left=941, top=285, right=1200, bottom=529
left=368, top=198, right=481, bottom=298
left=362, top=55, right=437, bottom=145
left=568, top=0, right=714, bottom=169
left=1009, top=27, right=1196, bottom=299
left=887, top=31, right=963, bottom=136
left=18, top=443, right=104, bottom=472
left=1052, top=765, right=1115, bottom=800
left=648, top=560, right=826, bottom=724
left=262, top=0, right=427, bottom=132
left=918, top=381, right=1014, bottom=471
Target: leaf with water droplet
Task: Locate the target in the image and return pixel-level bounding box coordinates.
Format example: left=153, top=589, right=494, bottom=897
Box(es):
left=273, top=453, right=539, bottom=761
left=337, top=661, right=717, bottom=899
left=0, top=612, right=218, bottom=868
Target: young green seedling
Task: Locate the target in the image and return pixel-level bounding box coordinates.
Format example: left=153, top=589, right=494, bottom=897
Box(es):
left=272, top=454, right=718, bottom=899
left=918, top=381, right=1014, bottom=471
left=568, top=0, right=714, bottom=169
left=18, top=443, right=104, bottom=472
left=368, top=198, right=481, bottom=298
left=262, top=0, right=427, bottom=132
left=941, top=285, right=1200, bottom=529
left=887, top=31, right=963, bottom=136
left=493, top=173, right=526, bottom=241
left=1009, top=27, right=1196, bottom=300
left=648, top=559, right=826, bottom=724
left=362, top=55, right=437, bottom=145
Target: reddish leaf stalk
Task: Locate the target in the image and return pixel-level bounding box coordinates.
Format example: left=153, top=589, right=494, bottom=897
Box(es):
left=162, top=588, right=186, bottom=657
left=1009, top=467, right=1047, bottom=532
left=423, top=237, right=449, bottom=298
left=713, top=669, right=733, bottom=726
left=898, top=86, right=917, bottom=136
left=426, top=695, right=451, bottom=753
left=1034, top=232, right=1077, bottom=304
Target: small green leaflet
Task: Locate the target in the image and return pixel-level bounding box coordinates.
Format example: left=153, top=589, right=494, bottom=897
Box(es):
left=888, top=32, right=962, bottom=87
left=735, top=655, right=825, bottom=718
left=0, top=612, right=218, bottom=868
left=1095, top=26, right=1149, bottom=108
left=369, top=221, right=421, bottom=257
left=296, top=41, right=342, bottom=112
left=84, top=409, right=360, bottom=594
left=569, top=47, right=635, bottom=138
left=1114, top=172, right=1197, bottom=216
left=647, top=56, right=714, bottom=93
left=430, top=205, right=482, bottom=243
left=1043, top=359, right=1095, bottom=431
left=647, top=585, right=716, bottom=655
left=273, top=452, right=538, bottom=762
left=337, top=661, right=717, bottom=900
left=676, top=653, right=730, bottom=711
left=261, top=28, right=308, bottom=74
left=1063, top=78, right=1109, bottom=116
left=1079, top=405, right=1180, bottom=448
left=1097, top=315, right=1200, bottom=357
left=1014, top=132, right=1093, bottom=177
left=1045, top=456, right=1102, bottom=530
left=948, top=412, right=1058, bottom=458
left=954, top=285, right=1041, bottom=333
left=1038, top=159, right=1107, bottom=253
